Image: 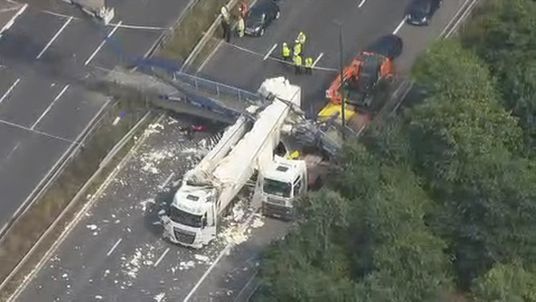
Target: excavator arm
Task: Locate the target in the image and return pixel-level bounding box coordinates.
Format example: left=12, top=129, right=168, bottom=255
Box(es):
left=325, top=59, right=362, bottom=105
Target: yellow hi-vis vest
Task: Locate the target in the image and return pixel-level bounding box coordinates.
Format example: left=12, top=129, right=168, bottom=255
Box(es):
left=297, top=32, right=306, bottom=44
left=293, top=55, right=302, bottom=66
left=305, top=57, right=313, bottom=68
left=293, top=43, right=302, bottom=56
left=282, top=44, right=291, bottom=57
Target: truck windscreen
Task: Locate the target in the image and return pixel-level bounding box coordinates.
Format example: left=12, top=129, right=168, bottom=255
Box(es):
left=169, top=206, right=203, bottom=228
left=263, top=179, right=291, bottom=198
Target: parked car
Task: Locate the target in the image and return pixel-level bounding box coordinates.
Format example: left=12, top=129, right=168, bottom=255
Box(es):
left=405, top=0, right=441, bottom=26
left=245, top=0, right=280, bottom=37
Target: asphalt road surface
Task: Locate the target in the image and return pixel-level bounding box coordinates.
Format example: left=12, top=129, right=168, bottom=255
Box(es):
left=0, top=0, right=193, bottom=233
left=10, top=0, right=473, bottom=301
left=198, top=0, right=467, bottom=114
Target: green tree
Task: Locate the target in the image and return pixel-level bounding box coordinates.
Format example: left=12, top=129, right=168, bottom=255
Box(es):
left=357, top=230, right=451, bottom=302
left=409, top=36, right=536, bottom=289
left=461, top=0, right=536, bottom=153
left=472, top=262, right=536, bottom=302
left=412, top=40, right=497, bottom=102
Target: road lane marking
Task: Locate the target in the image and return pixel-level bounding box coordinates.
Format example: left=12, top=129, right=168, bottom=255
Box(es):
left=31, top=84, right=69, bottom=130
left=234, top=269, right=259, bottom=302
left=154, top=247, right=170, bottom=267
left=84, top=21, right=123, bottom=66
left=0, top=3, right=27, bottom=39
left=3, top=100, right=146, bottom=302
left=183, top=211, right=257, bottom=302
left=0, top=117, right=79, bottom=144
left=197, top=38, right=223, bottom=72
left=263, top=43, right=278, bottom=61
left=445, top=0, right=479, bottom=38
left=106, top=238, right=123, bottom=256
left=159, top=172, right=175, bottom=189
left=0, top=78, right=20, bottom=104
left=36, top=16, right=73, bottom=59
left=358, top=0, right=367, bottom=8
left=392, top=18, right=406, bottom=35
left=312, top=52, right=324, bottom=67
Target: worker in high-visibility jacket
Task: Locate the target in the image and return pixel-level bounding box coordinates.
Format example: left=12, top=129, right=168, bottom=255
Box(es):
left=237, top=16, right=245, bottom=37
left=281, top=42, right=291, bottom=61
left=296, top=32, right=306, bottom=45
left=293, top=41, right=302, bottom=56
left=304, top=57, right=313, bottom=74
left=293, top=54, right=303, bottom=74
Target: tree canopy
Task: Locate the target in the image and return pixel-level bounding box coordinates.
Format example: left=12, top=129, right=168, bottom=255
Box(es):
left=255, top=0, right=536, bottom=300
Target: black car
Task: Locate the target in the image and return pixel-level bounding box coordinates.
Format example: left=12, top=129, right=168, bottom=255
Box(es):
left=405, top=0, right=441, bottom=26
left=245, top=0, right=280, bottom=37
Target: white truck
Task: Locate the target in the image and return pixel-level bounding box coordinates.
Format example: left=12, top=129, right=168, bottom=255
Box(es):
left=258, top=152, right=329, bottom=220
left=161, top=77, right=304, bottom=248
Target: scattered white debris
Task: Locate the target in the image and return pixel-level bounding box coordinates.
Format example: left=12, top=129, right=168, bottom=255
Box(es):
left=140, top=149, right=175, bottom=174
left=251, top=216, right=265, bottom=228
left=179, top=260, right=195, bottom=270
left=232, top=208, right=245, bottom=222
left=167, top=118, right=178, bottom=125
left=145, top=123, right=165, bottom=135
left=104, top=269, right=110, bottom=278
left=194, top=254, right=211, bottom=263
left=86, top=224, right=98, bottom=231
left=95, top=295, right=103, bottom=300
left=139, top=198, right=155, bottom=211
left=218, top=227, right=248, bottom=246
left=154, top=293, right=166, bottom=302
left=124, top=249, right=143, bottom=278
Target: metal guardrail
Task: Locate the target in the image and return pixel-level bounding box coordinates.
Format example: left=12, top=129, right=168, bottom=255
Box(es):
left=172, top=71, right=260, bottom=105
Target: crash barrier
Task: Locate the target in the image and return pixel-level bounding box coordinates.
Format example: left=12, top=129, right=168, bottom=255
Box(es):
left=172, top=71, right=260, bottom=105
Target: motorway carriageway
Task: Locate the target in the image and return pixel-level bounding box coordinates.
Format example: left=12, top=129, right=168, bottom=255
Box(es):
left=8, top=0, right=475, bottom=301
left=0, top=0, right=193, bottom=235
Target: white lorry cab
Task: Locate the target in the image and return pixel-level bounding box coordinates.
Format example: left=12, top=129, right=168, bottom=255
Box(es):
left=259, top=156, right=308, bottom=219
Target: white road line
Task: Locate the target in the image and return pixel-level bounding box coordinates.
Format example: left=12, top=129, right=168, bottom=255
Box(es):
left=36, top=16, right=73, bottom=59
left=358, top=0, right=367, bottom=8
left=84, top=21, right=123, bottom=66
left=106, top=238, right=123, bottom=256
left=263, top=43, right=278, bottom=61
left=107, top=23, right=168, bottom=31
left=197, top=39, right=223, bottom=72
left=392, top=18, right=406, bottom=35
left=445, top=0, right=479, bottom=38
left=159, top=172, right=175, bottom=189
left=154, top=247, right=170, bottom=267
left=31, top=84, right=69, bottom=130
left=0, top=78, right=20, bottom=104
left=312, top=52, right=324, bottom=67
left=0, top=117, right=78, bottom=144
left=0, top=3, right=27, bottom=38
left=183, top=212, right=257, bottom=302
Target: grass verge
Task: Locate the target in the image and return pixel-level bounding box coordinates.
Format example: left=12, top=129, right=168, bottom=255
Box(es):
left=160, top=0, right=229, bottom=62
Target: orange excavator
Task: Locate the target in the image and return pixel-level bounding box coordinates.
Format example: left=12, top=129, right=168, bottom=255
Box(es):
left=325, top=34, right=403, bottom=108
